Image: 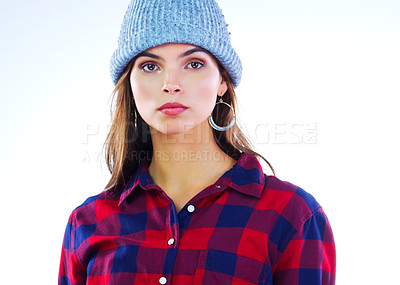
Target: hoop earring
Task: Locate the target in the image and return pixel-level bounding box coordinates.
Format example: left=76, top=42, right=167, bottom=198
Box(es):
left=208, top=97, right=236, bottom=131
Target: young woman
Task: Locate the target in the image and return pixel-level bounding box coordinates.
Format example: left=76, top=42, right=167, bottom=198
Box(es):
left=59, top=0, right=336, bottom=284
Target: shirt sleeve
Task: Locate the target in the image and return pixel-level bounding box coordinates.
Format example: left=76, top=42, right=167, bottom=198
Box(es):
left=58, top=214, right=87, bottom=285
left=272, top=208, right=336, bottom=285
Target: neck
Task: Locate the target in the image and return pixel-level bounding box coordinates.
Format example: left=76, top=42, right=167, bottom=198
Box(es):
left=148, top=120, right=236, bottom=199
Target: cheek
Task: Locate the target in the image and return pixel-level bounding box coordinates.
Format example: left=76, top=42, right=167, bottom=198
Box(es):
left=193, top=88, right=218, bottom=117
left=194, top=75, right=220, bottom=103
left=188, top=70, right=220, bottom=92
left=130, top=77, right=158, bottom=110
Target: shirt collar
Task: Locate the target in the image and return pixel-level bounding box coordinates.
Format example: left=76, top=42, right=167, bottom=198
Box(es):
left=118, top=152, right=266, bottom=206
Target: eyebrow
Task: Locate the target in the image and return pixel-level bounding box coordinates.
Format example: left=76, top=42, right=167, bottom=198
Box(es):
left=136, top=47, right=209, bottom=61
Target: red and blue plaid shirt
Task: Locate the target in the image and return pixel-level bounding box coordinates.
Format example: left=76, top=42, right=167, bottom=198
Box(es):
left=59, top=152, right=335, bottom=284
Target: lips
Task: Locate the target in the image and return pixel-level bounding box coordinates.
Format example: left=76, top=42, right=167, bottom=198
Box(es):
left=158, top=102, right=188, bottom=115
left=158, top=102, right=188, bottom=110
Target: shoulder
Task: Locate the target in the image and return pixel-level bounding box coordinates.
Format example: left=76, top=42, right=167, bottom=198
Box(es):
left=68, top=190, right=120, bottom=228
left=258, top=175, right=322, bottom=231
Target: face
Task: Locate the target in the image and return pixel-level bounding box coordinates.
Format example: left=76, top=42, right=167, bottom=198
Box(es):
left=129, top=43, right=228, bottom=136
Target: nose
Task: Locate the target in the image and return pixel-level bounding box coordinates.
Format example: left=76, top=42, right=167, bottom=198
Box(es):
left=163, top=85, right=182, bottom=94
left=162, top=71, right=182, bottom=95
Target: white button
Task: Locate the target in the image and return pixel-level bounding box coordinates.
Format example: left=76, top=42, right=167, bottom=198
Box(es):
left=187, top=205, right=195, bottom=213
left=215, top=185, right=221, bottom=188
left=159, top=277, right=167, bottom=284
left=167, top=238, right=175, bottom=245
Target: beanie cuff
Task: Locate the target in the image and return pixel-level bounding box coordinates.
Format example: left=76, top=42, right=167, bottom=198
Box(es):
left=110, top=22, right=242, bottom=87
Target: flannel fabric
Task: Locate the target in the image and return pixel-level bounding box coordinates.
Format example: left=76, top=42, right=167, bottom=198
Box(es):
left=59, top=152, right=335, bottom=284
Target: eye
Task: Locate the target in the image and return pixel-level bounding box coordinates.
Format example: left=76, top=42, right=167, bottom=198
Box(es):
left=140, top=63, right=159, bottom=72
left=187, top=61, right=204, bottom=70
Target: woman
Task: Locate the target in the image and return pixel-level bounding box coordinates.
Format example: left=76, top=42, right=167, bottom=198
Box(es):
left=59, top=0, right=335, bottom=284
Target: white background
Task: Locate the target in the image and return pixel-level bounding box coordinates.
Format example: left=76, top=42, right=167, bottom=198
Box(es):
left=1, top=0, right=399, bottom=283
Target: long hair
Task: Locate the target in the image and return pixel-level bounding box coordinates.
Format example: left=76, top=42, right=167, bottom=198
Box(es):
left=104, top=54, right=275, bottom=193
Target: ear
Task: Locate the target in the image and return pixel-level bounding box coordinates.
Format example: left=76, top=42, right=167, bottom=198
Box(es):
left=217, top=79, right=228, bottom=97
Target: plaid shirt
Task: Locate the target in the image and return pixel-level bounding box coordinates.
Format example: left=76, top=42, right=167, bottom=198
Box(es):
left=59, top=152, right=335, bottom=284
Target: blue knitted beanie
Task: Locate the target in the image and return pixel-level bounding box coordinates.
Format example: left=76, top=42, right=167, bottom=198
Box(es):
left=110, top=0, right=242, bottom=87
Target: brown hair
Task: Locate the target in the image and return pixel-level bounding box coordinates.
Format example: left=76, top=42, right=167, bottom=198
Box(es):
left=104, top=55, right=275, bottom=193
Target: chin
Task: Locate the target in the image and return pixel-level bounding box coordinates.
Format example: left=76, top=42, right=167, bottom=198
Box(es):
left=151, top=123, right=194, bottom=136
left=149, top=118, right=211, bottom=139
